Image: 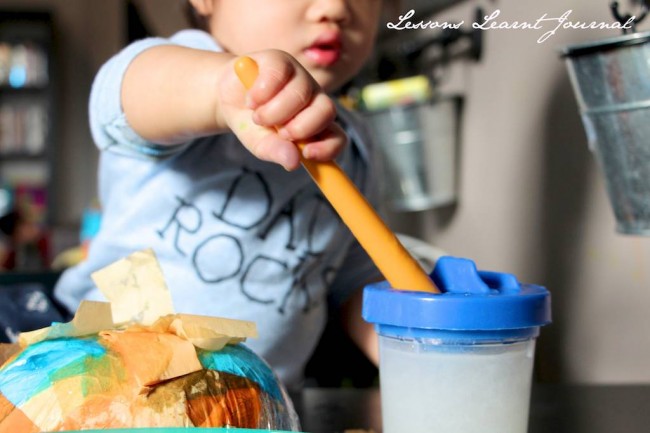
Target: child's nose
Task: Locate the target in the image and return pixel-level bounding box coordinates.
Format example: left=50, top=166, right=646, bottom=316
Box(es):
left=307, top=0, right=351, bottom=24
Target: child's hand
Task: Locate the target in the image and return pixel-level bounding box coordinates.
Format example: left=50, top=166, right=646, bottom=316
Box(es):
left=217, top=50, right=346, bottom=171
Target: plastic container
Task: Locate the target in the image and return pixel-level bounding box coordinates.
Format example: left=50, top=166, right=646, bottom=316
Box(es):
left=363, top=256, right=551, bottom=433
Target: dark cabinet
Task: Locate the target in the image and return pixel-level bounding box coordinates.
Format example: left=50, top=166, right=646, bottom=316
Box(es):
left=0, top=11, right=55, bottom=270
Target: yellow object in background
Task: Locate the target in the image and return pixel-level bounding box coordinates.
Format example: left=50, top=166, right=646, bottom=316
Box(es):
left=50, top=245, right=85, bottom=270
left=361, top=75, right=432, bottom=111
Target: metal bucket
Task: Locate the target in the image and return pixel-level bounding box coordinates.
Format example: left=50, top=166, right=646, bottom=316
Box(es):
left=363, top=96, right=461, bottom=212
left=563, top=31, right=650, bottom=235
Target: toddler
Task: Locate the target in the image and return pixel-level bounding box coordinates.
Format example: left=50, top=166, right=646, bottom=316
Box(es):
left=55, top=0, right=385, bottom=390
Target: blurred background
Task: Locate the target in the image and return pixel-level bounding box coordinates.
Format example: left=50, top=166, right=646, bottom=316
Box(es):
left=0, top=0, right=649, bottom=386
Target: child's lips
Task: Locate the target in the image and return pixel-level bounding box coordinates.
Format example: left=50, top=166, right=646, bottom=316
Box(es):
left=304, top=45, right=341, bottom=66
left=305, top=33, right=342, bottom=66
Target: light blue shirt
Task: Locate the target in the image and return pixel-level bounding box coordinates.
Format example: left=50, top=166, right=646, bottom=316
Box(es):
left=54, top=30, right=382, bottom=389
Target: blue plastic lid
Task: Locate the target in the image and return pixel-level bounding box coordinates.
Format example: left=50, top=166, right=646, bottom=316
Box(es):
left=362, top=256, right=551, bottom=340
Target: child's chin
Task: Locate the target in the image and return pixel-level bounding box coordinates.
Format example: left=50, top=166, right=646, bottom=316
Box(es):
left=311, top=70, right=346, bottom=93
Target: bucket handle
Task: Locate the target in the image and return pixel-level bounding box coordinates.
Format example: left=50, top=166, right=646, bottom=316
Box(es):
left=610, top=1, right=649, bottom=34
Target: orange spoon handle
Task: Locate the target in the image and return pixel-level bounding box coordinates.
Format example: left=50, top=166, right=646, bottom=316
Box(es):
left=234, top=56, right=438, bottom=293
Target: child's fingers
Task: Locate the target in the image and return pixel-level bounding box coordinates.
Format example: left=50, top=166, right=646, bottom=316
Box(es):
left=250, top=133, right=302, bottom=171
left=230, top=109, right=344, bottom=169
left=301, top=123, right=347, bottom=161
left=252, top=78, right=316, bottom=128
left=227, top=109, right=301, bottom=171
left=276, top=93, right=337, bottom=141
left=245, top=51, right=295, bottom=109
left=223, top=51, right=345, bottom=169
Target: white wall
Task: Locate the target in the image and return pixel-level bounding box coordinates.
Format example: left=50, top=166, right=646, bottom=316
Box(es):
left=387, top=0, right=650, bottom=383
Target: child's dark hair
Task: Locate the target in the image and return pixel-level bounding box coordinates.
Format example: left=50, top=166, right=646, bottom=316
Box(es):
left=183, top=0, right=208, bottom=31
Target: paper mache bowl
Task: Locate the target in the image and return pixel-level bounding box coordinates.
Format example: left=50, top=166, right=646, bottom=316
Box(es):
left=0, top=250, right=300, bottom=432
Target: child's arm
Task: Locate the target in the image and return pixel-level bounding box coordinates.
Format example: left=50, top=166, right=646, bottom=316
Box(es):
left=340, top=288, right=379, bottom=366
left=121, top=47, right=346, bottom=170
